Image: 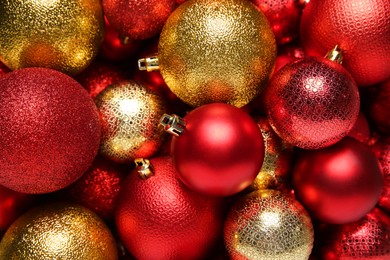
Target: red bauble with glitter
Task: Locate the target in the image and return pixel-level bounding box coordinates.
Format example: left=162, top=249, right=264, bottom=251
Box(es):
left=300, top=0, right=390, bottom=86
left=102, top=0, right=177, bottom=40
left=366, top=79, right=390, bottom=134
left=0, top=68, right=101, bottom=194
left=320, top=208, right=390, bottom=259
left=265, top=56, right=360, bottom=149
left=170, top=103, right=264, bottom=196
left=116, top=156, right=224, bottom=260
left=293, top=137, right=383, bottom=224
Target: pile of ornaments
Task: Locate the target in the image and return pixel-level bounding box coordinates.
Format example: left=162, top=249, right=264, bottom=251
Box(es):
left=0, top=0, right=389, bottom=259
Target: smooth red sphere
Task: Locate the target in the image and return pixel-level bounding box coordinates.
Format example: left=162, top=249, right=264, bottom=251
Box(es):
left=300, top=0, right=390, bottom=86
left=265, top=57, right=360, bottom=149
left=116, top=156, right=224, bottom=260
left=293, top=137, right=383, bottom=224
left=0, top=68, right=101, bottom=194
left=366, top=79, right=390, bottom=134
left=172, top=103, right=264, bottom=196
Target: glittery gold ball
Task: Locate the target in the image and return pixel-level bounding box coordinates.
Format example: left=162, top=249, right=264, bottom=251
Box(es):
left=224, top=190, right=314, bottom=260
left=0, top=203, right=118, bottom=259
left=0, top=0, right=104, bottom=75
left=158, top=0, right=276, bottom=107
left=95, top=80, right=167, bottom=164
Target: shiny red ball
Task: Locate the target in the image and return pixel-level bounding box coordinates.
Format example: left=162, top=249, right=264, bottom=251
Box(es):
left=172, top=103, right=264, bottom=196
left=320, top=208, right=390, bottom=259
left=0, top=68, right=101, bottom=194
left=102, top=0, right=177, bottom=40
left=293, top=137, right=383, bottom=224
left=366, top=79, right=390, bottom=134
left=300, top=0, right=390, bottom=86
left=116, top=156, right=224, bottom=260
left=265, top=57, right=360, bottom=149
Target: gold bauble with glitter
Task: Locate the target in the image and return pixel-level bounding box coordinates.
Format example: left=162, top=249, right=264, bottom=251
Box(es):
left=0, top=203, right=117, bottom=259
left=139, top=0, right=276, bottom=107
left=0, top=0, right=104, bottom=75
left=95, top=80, right=167, bottom=164
left=224, top=190, right=314, bottom=260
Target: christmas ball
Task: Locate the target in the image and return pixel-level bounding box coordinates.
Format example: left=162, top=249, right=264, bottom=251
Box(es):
left=95, top=80, right=166, bottom=163
left=0, top=68, right=101, bottom=194
left=224, top=190, right=314, bottom=259
left=300, top=0, right=390, bottom=86
left=265, top=56, right=360, bottom=149
left=66, top=156, right=127, bottom=220
left=102, top=0, right=176, bottom=40
left=366, top=79, right=390, bottom=134
left=116, top=156, right=224, bottom=260
left=293, top=137, right=384, bottom=224
left=0, top=0, right=104, bottom=75
left=347, top=112, right=371, bottom=145
left=320, top=208, right=390, bottom=260
left=0, top=203, right=117, bottom=259
left=155, top=0, right=276, bottom=107
left=168, top=103, right=264, bottom=196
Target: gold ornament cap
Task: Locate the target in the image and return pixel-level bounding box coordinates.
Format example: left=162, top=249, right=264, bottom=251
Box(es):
left=325, top=45, right=343, bottom=64
left=159, top=114, right=186, bottom=136
left=134, top=158, right=154, bottom=179
left=138, top=56, right=160, bottom=72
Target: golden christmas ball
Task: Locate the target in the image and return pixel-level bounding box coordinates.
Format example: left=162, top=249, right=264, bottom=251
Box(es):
left=224, top=190, right=314, bottom=260
left=0, top=0, right=104, bottom=75
left=145, top=0, right=276, bottom=107
left=0, top=203, right=118, bottom=259
left=95, top=80, right=167, bottom=163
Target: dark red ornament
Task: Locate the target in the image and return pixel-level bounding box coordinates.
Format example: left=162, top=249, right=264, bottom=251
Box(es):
left=265, top=56, right=360, bottom=149
left=300, top=0, right=390, bottom=86
left=102, top=0, right=177, bottom=40
left=366, top=79, right=390, bottom=134
left=169, top=103, right=264, bottom=196
left=116, top=156, right=224, bottom=260
left=293, top=137, right=383, bottom=224
left=347, top=112, right=371, bottom=144
left=0, top=68, right=101, bottom=194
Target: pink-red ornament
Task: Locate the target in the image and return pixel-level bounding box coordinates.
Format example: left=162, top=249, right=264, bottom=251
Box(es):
left=366, top=79, right=390, bottom=134
left=0, top=68, right=101, bottom=194
left=168, top=103, right=264, bottom=196
left=265, top=56, right=360, bottom=149
left=300, top=0, right=390, bottom=86
left=116, top=156, right=224, bottom=260
left=102, top=0, right=177, bottom=40
left=293, top=137, right=383, bottom=224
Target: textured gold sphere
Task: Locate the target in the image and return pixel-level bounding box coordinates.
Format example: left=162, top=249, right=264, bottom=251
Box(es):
left=0, top=0, right=104, bottom=75
left=95, top=80, right=167, bottom=163
left=158, top=0, right=276, bottom=107
left=0, top=203, right=118, bottom=259
left=224, top=190, right=314, bottom=260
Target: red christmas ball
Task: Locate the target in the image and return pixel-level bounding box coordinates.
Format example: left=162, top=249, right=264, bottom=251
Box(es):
left=347, top=112, right=371, bottom=144
left=300, top=0, right=390, bottom=86
left=265, top=57, right=360, bottom=149
left=0, top=68, right=101, bottom=194
left=171, top=103, right=264, bottom=196
left=116, top=156, right=224, bottom=260
left=293, top=137, right=384, bottom=224
left=366, top=79, right=390, bottom=134
left=102, top=0, right=177, bottom=40
left=320, top=208, right=390, bottom=259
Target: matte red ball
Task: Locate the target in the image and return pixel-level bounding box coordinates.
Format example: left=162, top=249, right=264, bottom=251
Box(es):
left=320, top=208, right=390, bottom=259
left=366, top=79, right=390, bottom=134
left=102, top=0, right=177, bottom=40
left=265, top=57, right=360, bottom=149
left=116, top=156, right=224, bottom=260
left=300, top=0, right=390, bottom=86
left=0, top=68, right=101, bottom=194
left=293, top=137, right=383, bottom=224
left=172, top=103, right=264, bottom=196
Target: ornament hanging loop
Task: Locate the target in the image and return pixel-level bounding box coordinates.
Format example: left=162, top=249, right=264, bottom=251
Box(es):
left=159, top=114, right=185, bottom=136
left=134, top=158, right=154, bottom=179
left=138, top=56, right=160, bottom=71
left=325, top=45, right=343, bottom=64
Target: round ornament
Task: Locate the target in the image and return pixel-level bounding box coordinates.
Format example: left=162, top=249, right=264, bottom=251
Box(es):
left=347, top=112, right=371, bottom=145
left=366, top=79, right=390, bottom=134
left=141, top=0, right=276, bottom=107
left=0, top=68, right=101, bottom=194
left=293, top=137, right=384, bottom=224
left=0, top=0, right=104, bottom=75
left=224, top=189, right=314, bottom=260
left=95, top=80, right=166, bottom=163
left=0, top=203, right=117, bottom=259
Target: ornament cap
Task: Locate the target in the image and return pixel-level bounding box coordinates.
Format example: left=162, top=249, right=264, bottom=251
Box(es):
left=325, top=45, right=343, bottom=64
left=134, top=158, right=154, bottom=179
left=159, top=114, right=186, bottom=137
left=138, top=56, right=160, bottom=72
